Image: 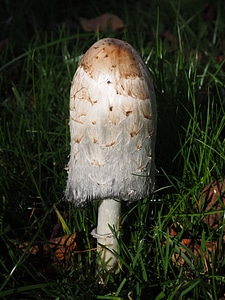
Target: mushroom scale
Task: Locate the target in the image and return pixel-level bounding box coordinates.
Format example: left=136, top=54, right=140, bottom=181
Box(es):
left=66, top=38, right=157, bottom=208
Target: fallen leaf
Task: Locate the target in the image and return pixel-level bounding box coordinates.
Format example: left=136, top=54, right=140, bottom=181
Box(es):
left=80, top=13, right=124, bottom=32
left=160, top=30, right=178, bottom=52
left=163, top=179, right=225, bottom=275
left=19, top=233, right=77, bottom=265
left=0, top=39, right=8, bottom=51
left=202, top=3, right=216, bottom=22
left=198, top=179, right=225, bottom=229
left=170, top=237, right=225, bottom=275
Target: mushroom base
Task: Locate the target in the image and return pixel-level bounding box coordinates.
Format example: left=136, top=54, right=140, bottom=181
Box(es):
left=92, top=198, right=121, bottom=271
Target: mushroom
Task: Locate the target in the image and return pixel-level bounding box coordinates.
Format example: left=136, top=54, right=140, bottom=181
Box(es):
left=65, top=38, right=157, bottom=271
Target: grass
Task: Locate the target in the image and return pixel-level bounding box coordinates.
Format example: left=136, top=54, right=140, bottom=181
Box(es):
left=0, top=0, right=225, bottom=299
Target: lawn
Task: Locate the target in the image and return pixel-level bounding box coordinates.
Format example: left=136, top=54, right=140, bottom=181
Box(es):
left=0, top=0, right=225, bottom=299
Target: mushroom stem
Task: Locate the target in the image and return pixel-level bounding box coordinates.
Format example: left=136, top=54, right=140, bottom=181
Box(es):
left=96, top=199, right=121, bottom=271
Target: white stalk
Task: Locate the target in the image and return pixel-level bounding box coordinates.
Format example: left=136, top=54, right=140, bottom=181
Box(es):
left=94, top=199, right=121, bottom=271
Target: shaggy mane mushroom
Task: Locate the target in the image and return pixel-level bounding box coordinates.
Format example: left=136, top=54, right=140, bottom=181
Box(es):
left=65, top=38, right=157, bottom=272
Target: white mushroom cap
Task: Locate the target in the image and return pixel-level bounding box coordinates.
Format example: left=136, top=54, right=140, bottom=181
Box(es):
left=66, top=38, right=157, bottom=208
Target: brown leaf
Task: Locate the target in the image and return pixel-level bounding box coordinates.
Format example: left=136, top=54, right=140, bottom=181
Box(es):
left=197, top=179, right=225, bottom=229
left=171, top=237, right=224, bottom=273
left=80, top=13, right=124, bottom=32
left=163, top=179, right=225, bottom=276
left=202, top=3, right=217, bottom=22
left=0, top=39, right=8, bottom=51
left=160, top=30, right=178, bottom=52
left=19, top=233, right=77, bottom=264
